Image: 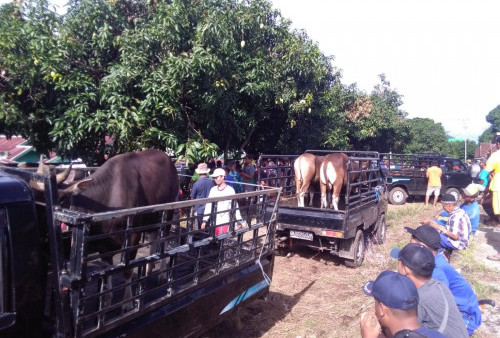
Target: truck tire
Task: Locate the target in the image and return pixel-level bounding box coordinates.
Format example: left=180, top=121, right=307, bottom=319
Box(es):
left=344, top=230, right=365, bottom=268
left=445, top=188, right=460, bottom=201
left=388, top=187, right=407, bottom=205
left=373, top=214, right=387, bottom=245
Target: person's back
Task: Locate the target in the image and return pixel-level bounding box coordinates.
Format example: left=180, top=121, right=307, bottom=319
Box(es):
left=417, top=278, right=469, bottom=337
left=426, top=165, right=442, bottom=187
left=394, top=243, right=468, bottom=338
left=190, top=163, right=215, bottom=228
left=433, top=252, right=481, bottom=334
left=470, top=162, right=480, bottom=178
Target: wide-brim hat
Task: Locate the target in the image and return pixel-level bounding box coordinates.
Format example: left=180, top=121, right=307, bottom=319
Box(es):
left=195, top=163, right=210, bottom=174
left=462, top=183, right=479, bottom=198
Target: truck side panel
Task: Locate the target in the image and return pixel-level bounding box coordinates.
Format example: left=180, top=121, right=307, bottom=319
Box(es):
left=0, top=168, right=281, bottom=338
left=0, top=176, right=46, bottom=338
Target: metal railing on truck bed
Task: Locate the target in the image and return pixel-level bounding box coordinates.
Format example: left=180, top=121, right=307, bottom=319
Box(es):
left=259, top=151, right=384, bottom=213
left=379, top=153, right=444, bottom=178
left=1, top=166, right=281, bottom=338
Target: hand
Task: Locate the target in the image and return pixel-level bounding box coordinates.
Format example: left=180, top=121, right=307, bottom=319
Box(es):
left=201, top=221, right=206, bottom=230
left=360, top=311, right=383, bottom=338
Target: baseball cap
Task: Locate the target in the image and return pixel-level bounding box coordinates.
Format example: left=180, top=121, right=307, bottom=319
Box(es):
left=462, top=183, right=479, bottom=197
left=440, top=193, right=457, bottom=204
left=404, top=225, right=441, bottom=251
left=211, top=168, right=226, bottom=177
left=390, top=243, right=435, bottom=278
left=362, top=270, right=419, bottom=310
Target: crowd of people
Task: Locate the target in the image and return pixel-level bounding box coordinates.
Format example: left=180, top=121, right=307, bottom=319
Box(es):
left=188, top=154, right=288, bottom=235
left=186, top=144, right=500, bottom=337
left=361, top=135, right=500, bottom=337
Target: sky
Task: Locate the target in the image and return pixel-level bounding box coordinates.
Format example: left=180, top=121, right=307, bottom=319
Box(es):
left=271, top=0, right=500, bottom=140
left=1, top=0, right=499, bottom=140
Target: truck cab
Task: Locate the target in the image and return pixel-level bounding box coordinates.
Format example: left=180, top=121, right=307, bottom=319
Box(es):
left=381, top=153, right=472, bottom=205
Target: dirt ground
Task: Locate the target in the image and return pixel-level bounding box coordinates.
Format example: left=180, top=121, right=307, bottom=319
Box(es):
left=210, top=202, right=500, bottom=338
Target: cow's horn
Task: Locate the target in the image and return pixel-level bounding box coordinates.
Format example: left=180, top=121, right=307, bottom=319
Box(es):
left=30, top=156, right=47, bottom=191
left=30, top=158, right=72, bottom=191
left=56, top=163, right=72, bottom=184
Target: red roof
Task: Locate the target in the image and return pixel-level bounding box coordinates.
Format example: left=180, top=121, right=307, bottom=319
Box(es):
left=0, top=136, right=31, bottom=161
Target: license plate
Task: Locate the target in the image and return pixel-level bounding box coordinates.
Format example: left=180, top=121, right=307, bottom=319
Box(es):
left=290, top=230, right=313, bottom=241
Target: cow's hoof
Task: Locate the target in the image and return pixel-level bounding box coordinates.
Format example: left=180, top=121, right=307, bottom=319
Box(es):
left=122, top=301, right=136, bottom=313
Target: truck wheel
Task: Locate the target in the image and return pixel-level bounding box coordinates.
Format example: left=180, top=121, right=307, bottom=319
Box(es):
left=445, top=188, right=460, bottom=201
left=388, top=187, right=407, bottom=205
left=373, top=214, right=387, bottom=245
left=344, top=230, right=365, bottom=268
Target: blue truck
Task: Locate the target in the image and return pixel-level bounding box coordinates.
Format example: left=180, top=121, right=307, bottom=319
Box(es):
left=0, top=164, right=280, bottom=337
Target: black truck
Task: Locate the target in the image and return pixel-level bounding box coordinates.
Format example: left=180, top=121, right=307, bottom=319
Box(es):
left=0, top=164, right=280, bottom=338
left=381, top=153, right=472, bottom=205
left=258, top=151, right=388, bottom=267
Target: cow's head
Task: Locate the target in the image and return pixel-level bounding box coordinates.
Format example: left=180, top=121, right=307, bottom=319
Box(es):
left=29, top=157, right=93, bottom=199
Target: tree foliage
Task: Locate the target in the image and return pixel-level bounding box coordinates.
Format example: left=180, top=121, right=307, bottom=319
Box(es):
left=404, top=118, right=449, bottom=154
left=0, top=0, right=468, bottom=163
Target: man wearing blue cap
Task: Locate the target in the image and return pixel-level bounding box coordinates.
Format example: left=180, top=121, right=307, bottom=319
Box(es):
left=360, top=270, right=445, bottom=338
left=393, top=243, right=468, bottom=337
left=403, top=225, right=481, bottom=335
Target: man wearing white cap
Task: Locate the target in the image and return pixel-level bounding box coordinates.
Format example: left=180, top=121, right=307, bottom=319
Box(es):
left=460, top=184, right=480, bottom=237
left=201, top=168, right=244, bottom=235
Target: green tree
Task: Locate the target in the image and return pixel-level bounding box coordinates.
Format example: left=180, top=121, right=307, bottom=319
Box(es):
left=0, top=0, right=339, bottom=163
left=404, top=118, right=449, bottom=154
left=339, top=75, right=411, bottom=152
left=479, top=104, right=500, bottom=143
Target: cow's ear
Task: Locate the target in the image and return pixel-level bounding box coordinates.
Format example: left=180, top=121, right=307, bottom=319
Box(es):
left=72, top=178, right=93, bottom=194
left=58, top=177, right=93, bottom=198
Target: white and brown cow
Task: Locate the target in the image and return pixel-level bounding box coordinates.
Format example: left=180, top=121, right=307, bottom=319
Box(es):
left=294, top=153, right=323, bottom=207
left=319, top=153, right=349, bottom=210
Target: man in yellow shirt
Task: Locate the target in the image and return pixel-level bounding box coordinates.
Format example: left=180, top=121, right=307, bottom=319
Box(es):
left=425, top=161, right=442, bottom=207
left=486, top=136, right=500, bottom=261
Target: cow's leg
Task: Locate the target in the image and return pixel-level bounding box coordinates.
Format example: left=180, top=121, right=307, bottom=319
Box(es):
left=299, top=182, right=311, bottom=208
left=295, top=174, right=305, bottom=207
left=122, top=269, right=135, bottom=312
left=325, top=163, right=338, bottom=209
left=101, top=256, right=114, bottom=309
left=308, top=185, right=315, bottom=207
left=331, top=185, right=340, bottom=211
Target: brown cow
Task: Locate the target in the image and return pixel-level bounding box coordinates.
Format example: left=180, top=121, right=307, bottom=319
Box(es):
left=31, top=149, right=179, bottom=310
left=294, top=153, right=323, bottom=207
left=319, top=153, right=348, bottom=210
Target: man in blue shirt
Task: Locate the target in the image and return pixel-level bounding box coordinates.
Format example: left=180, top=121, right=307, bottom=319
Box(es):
left=477, top=158, right=490, bottom=192
left=190, top=163, right=214, bottom=229
left=460, top=184, right=480, bottom=236
left=401, top=225, right=481, bottom=336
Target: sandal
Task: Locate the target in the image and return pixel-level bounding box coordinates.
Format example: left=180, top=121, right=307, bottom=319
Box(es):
left=487, top=253, right=500, bottom=261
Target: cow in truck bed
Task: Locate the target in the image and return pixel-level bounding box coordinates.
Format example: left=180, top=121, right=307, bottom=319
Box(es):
left=29, top=149, right=179, bottom=309
left=294, top=153, right=323, bottom=207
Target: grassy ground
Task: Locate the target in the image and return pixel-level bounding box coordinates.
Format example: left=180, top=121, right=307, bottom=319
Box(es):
left=211, top=201, right=500, bottom=337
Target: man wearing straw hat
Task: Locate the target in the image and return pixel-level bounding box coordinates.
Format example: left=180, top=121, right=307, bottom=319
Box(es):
left=190, top=163, right=214, bottom=229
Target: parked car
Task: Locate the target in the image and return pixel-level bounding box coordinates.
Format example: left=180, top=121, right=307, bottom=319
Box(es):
left=380, top=153, right=472, bottom=205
